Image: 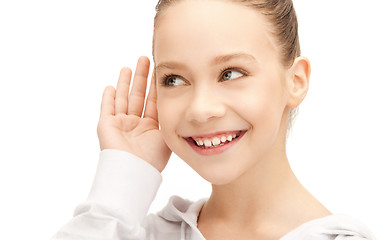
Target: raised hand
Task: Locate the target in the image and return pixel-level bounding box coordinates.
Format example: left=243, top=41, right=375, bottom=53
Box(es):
left=97, top=56, right=171, bottom=172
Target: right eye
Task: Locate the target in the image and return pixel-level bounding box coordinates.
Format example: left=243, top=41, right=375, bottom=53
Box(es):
left=163, top=75, right=186, bottom=86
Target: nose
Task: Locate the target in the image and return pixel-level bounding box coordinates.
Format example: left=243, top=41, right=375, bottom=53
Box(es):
left=185, top=87, right=226, bottom=124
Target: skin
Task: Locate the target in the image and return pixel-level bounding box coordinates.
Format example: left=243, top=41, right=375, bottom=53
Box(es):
left=98, top=0, right=331, bottom=239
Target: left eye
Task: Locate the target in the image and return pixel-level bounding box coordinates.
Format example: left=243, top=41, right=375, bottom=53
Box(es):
left=221, top=69, right=244, bottom=81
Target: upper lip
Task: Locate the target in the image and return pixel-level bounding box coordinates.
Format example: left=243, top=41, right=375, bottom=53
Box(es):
left=182, top=129, right=247, bottom=139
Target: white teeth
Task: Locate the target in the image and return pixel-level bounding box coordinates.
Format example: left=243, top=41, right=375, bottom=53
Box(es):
left=193, top=132, right=241, bottom=148
left=204, top=139, right=212, bottom=147
left=212, top=137, right=221, bottom=146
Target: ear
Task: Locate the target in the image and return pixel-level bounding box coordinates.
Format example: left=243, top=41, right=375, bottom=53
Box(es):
left=286, top=56, right=311, bottom=108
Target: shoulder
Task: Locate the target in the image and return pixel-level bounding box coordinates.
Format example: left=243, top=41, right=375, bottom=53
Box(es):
left=281, top=214, right=377, bottom=240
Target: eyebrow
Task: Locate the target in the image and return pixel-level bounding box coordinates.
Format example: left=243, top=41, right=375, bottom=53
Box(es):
left=155, top=52, right=257, bottom=72
left=212, top=52, right=257, bottom=65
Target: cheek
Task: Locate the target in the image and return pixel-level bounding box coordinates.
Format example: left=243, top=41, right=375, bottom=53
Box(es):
left=239, top=80, right=285, bottom=117
left=233, top=77, right=287, bottom=139
left=157, top=96, right=184, bottom=149
left=241, top=100, right=281, bottom=145
left=157, top=100, right=173, bottom=129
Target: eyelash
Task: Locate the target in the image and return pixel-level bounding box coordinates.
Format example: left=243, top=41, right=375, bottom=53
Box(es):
left=219, top=66, right=248, bottom=81
left=160, top=67, right=248, bottom=87
left=161, top=74, right=183, bottom=87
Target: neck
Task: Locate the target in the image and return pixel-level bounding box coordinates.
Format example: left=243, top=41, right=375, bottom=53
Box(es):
left=197, top=122, right=330, bottom=239
left=203, top=144, right=298, bottom=223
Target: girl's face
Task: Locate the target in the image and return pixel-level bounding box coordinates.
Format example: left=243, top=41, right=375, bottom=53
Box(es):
left=154, top=0, right=291, bottom=185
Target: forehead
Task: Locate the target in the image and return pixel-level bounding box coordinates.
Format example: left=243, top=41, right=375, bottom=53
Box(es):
left=154, top=0, right=278, bottom=65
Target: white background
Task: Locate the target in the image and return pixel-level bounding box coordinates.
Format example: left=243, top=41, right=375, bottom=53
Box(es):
left=0, top=0, right=388, bottom=239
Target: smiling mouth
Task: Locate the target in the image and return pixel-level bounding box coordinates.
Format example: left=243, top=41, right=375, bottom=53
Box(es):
left=184, top=130, right=246, bottom=149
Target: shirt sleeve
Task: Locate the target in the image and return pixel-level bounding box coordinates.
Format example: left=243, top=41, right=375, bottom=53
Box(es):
left=51, top=149, right=163, bottom=240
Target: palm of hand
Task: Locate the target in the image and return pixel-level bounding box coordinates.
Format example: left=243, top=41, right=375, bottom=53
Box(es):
left=97, top=57, right=171, bottom=172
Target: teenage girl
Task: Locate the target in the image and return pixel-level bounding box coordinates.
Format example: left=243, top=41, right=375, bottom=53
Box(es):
left=52, top=0, right=376, bottom=239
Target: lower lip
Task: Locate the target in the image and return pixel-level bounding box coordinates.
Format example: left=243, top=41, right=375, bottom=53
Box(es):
left=185, top=131, right=247, bottom=156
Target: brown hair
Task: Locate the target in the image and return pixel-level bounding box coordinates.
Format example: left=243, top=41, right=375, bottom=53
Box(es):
left=153, top=0, right=301, bottom=131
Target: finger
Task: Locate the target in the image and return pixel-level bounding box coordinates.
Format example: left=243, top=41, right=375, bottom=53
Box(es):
left=100, top=86, right=115, bottom=118
left=127, top=56, right=150, bottom=116
left=115, top=67, right=132, bottom=115
left=144, top=69, right=158, bottom=122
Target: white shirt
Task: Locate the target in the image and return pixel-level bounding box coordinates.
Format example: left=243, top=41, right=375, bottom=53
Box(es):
left=52, top=149, right=376, bottom=240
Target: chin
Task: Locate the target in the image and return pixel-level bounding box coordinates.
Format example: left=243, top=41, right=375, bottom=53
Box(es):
left=202, top=171, right=242, bottom=186
left=189, top=160, right=245, bottom=186
left=165, top=131, right=253, bottom=185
